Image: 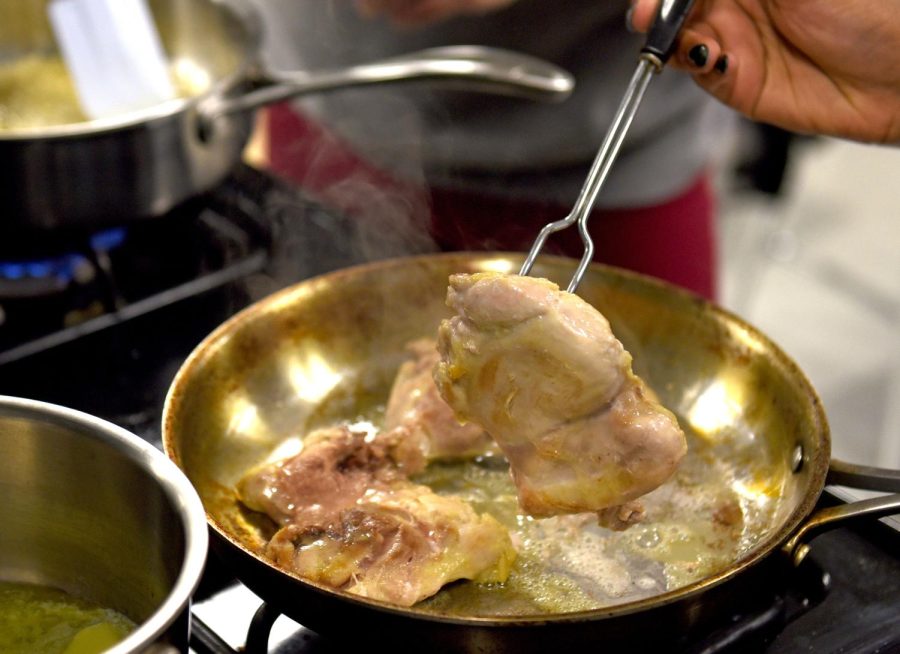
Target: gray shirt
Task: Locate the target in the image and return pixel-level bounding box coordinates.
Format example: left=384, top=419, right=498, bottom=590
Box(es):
left=253, top=0, right=735, bottom=208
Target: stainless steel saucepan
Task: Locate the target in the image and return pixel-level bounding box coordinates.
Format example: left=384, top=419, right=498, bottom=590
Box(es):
left=0, top=0, right=573, bottom=230
left=0, top=395, right=208, bottom=653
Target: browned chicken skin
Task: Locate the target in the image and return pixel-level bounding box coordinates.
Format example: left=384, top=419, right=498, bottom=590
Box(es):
left=434, top=272, right=687, bottom=522
left=237, top=425, right=515, bottom=606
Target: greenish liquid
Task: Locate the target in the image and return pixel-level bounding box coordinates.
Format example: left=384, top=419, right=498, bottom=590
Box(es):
left=411, top=423, right=779, bottom=616
left=0, top=582, right=135, bottom=654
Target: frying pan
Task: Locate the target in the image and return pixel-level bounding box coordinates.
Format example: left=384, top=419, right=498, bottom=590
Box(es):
left=162, top=252, right=900, bottom=652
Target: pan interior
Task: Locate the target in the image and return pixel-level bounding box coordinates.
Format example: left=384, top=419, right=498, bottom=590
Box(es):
left=165, top=254, right=829, bottom=617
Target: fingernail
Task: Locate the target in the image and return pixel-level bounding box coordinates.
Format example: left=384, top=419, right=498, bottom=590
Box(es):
left=688, top=44, right=709, bottom=68
left=714, top=54, right=729, bottom=74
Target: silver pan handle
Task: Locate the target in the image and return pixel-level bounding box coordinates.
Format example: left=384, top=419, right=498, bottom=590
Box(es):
left=200, top=46, right=574, bottom=123
left=782, top=458, right=900, bottom=566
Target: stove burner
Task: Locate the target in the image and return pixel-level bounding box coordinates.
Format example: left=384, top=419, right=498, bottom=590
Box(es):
left=0, top=228, right=128, bottom=353
left=0, top=164, right=360, bottom=439
left=0, top=191, right=269, bottom=364
left=0, top=227, right=125, bottom=299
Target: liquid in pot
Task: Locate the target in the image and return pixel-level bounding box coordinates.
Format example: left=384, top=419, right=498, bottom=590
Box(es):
left=0, top=53, right=207, bottom=130
left=0, top=581, right=135, bottom=654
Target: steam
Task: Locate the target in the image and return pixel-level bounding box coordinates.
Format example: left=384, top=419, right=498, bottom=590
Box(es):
left=241, top=0, right=472, bottom=298
left=244, top=87, right=445, bottom=300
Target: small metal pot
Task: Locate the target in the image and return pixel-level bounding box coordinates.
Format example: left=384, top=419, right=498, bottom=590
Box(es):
left=0, top=395, right=208, bottom=654
left=0, top=0, right=573, bottom=231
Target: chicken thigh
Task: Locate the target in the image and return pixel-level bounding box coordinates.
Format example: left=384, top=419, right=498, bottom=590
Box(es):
left=434, top=272, right=687, bottom=521
left=237, top=425, right=515, bottom=606
left=384, top=338, right=497, bottom=461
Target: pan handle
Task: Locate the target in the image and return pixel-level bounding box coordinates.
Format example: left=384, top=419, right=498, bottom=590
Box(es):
left=199, top=46, right=574, bottom=123
left=782, top=458, right=900, bottom=566
left=825, top=457, right=900, bottom=491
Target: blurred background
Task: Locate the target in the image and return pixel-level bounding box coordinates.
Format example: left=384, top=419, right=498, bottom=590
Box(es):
left=717, top=127, right=900, bottom=477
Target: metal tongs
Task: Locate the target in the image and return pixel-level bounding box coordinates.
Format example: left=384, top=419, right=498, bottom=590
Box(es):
left=520, top=0, right=697, bottom=292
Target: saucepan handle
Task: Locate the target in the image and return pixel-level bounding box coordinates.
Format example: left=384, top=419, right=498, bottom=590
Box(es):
left=782, top=458, right=900, bottom=566
left=199, top=46, right=575, bottom=123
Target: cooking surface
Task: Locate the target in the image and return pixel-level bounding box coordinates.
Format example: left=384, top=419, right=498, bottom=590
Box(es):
left=1, top=163, right=898, bottom=653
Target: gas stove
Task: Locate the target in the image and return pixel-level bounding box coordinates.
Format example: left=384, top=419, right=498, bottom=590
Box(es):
left=1, top=164, right=898, bottom=654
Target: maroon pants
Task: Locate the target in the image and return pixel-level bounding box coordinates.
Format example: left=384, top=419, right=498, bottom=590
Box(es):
left=428, top=175, right=718, bottom=301
left=266, top=104, right=718, bottom=301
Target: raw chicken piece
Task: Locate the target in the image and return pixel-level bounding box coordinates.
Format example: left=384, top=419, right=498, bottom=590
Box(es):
left=434, top=272, right=687, bottom=521
left=237, top=425, right=515, bottom=606
left=384, top=338, right=497, bottom=460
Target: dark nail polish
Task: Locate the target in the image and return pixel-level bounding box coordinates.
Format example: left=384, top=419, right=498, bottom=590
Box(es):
left=688, top=44, right=709, bottom=67
left=625, top=6, right=636, bottom=33
left=714, top=54, right=729, bottom=74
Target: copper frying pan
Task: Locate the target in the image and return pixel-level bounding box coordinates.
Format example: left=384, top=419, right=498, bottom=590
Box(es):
left=162, top=252, right=900, bottom=652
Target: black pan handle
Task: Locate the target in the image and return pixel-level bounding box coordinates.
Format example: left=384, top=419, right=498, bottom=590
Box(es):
left=826, top=458, right=900, bottom=492
left=641, top=0, right=698, bottom=65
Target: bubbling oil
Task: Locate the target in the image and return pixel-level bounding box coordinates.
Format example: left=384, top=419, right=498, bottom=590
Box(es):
left=410, top=423, right=783, bottom=616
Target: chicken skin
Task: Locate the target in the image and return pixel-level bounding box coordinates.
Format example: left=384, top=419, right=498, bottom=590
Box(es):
left=237, top=425, right=515, bottom=606
left=434, top=272, right=687, bottom=521
left=384, top=338, right=497, bottom=461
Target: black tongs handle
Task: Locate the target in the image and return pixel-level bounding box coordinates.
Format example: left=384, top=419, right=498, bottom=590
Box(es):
left=641, top=0, right=698, bottom=65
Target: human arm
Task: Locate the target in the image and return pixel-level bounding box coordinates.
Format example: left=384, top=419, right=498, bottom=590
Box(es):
left=631, top=0, right=900, bottom=143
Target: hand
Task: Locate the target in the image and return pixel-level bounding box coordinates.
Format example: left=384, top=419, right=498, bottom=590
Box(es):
left=631, top=0, right=900, bottom=143
left=354, top=0, right=518, bottom=27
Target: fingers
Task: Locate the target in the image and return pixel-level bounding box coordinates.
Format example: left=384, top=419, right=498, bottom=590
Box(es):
left=628, top=0, right=657, bottom=33
left=673, top=27, right=723, bottom=74
left=628, top=0, right=738, bottom=112
left=628, top=1, right=730, bottom=81
left=674, top=28, right=736, bottom=113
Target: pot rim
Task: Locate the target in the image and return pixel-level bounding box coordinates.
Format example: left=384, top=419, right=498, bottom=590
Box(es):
left=162, top=251, right=834, bottom=625
left=0, top=395, right=209, bottom=653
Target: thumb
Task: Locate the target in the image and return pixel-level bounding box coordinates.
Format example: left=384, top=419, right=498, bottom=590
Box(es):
left=628, top=0, right=659, bottom=33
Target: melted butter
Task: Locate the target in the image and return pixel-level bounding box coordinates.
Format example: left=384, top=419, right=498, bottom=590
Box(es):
left=412, top=424, right=781, bottom=616
left=0, top=54, right=203, bottom=130
left=0, top=582, right=135, bottom=654
left=0, top=56, right=85, bottom=129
